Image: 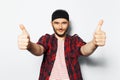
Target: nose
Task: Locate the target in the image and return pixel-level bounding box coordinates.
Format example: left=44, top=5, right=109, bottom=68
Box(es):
left=59, top=23, right=62, bottom=28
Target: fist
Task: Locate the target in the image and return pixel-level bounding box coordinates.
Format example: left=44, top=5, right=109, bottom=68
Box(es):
left=18, top=24, right=30, bottom=50
left=93, top=20, right=106, bottom=46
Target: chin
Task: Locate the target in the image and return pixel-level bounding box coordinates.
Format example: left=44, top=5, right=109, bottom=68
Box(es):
left=56, top=32, right=66, bottom=37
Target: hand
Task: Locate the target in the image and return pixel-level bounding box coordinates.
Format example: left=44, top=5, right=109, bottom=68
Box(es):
left=93, top=19, right=106, bottom=46
left=18, top=24, right=30, bottom=50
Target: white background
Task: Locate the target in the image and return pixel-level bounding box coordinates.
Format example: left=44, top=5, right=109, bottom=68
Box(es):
left=0, top=0, right=120, bottom=80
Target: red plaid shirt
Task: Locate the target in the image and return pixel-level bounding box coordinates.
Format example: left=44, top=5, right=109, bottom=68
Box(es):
left=37, top=34, right=86, bottom=80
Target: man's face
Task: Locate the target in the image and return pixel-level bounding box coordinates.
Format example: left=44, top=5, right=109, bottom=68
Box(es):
left=51, top=18, right=69, bottom=37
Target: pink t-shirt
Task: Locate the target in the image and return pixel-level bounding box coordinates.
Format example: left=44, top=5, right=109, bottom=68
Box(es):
left=49, top=40, right=70, bottom=80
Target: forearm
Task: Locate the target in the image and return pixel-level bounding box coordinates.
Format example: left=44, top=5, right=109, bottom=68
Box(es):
left=81, top=40, right=98, bottom=56
left=27, top=41, right=44, bottom=56
left=80, top=19, right=106, bottom=56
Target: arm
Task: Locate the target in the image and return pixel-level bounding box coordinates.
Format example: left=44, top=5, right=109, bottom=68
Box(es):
left=18, top=24, right=44, bottom=56
left=27, top=41, right=44, bottom=56
left=81, top=41, right=98, bottom=56
left=81, top=19, right=106, bottom=56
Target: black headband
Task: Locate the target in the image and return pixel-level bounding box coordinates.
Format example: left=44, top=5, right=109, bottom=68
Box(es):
left=52, top=9, right=69, bottom=21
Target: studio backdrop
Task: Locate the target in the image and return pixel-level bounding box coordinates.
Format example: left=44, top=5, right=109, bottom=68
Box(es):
left=0, top=0, right=120, bottom=80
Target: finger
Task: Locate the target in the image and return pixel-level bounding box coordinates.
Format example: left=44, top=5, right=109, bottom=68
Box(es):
left=96, top=19, right=104, bottom=32
left=19, top=46, right=27, bottom=50
left=95, top=39, right=106, bottom=42
left=18, top=42, right=29, bottom=47
left=96, top=42, right=105, bottom=46
left=19, top=24, right=28, bottom=34
left=94, top=35, right=106, bottom=39
left=20, top=35, right=29, bottom=39
left=18, top=38, right=29, bottom=43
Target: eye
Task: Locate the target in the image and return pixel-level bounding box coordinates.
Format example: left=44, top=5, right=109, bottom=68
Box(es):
left=54, top=22, right=59, bottom=24
left=62, top=22, right=67, bottom=24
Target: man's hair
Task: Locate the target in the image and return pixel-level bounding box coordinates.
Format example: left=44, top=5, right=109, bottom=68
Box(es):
left=51, top=9, right=69, bottom=21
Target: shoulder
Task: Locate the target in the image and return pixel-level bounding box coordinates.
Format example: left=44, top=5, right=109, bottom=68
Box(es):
left=72, top=34, right=80, bottom=38
left=67, top=34, right=81, bottom=40
left=67, top=34, right=86, bottom=43
left=38, top=34, right=57, bottom=42
left=40, top=34, right=53, bottom=38
left=41, top=33, right=51, bottom=37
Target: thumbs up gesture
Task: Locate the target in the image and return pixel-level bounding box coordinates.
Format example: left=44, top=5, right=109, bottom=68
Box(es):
left=18, top=24, right=30, bottom=50
left=93, top=19, right=106, bottom=46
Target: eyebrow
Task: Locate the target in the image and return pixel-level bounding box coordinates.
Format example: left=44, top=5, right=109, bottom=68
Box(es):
left=53, top=22, right=59, bottom=24
left=62, top=22, right=67, bottom=24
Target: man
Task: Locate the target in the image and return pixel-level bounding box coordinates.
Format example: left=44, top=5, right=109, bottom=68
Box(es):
left=18, top=9, right=106, bottom=80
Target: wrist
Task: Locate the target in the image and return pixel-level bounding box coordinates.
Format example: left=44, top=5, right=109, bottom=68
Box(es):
left=27, top=41, right=32, bottom=51
left=91, top=40, right=98, bottom=48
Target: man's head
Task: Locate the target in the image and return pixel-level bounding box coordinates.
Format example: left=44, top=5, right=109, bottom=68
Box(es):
left=51, top=9, right=70, bottom=38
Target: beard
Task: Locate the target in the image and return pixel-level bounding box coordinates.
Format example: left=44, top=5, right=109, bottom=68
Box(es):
left=53, top=27, right=69, bottom=37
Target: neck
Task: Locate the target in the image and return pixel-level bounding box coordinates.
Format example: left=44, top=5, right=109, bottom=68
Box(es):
left=55, top=34, right=66, bottom=40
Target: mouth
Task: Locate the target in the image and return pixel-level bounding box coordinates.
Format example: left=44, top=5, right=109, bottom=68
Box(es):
left=58, top=29, right=64, bottom=32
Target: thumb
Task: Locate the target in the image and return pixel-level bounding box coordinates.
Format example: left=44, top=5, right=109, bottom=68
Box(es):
left=19, top=24, right=28, bottom=35
left=96, top=19, right=104, bottom=32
